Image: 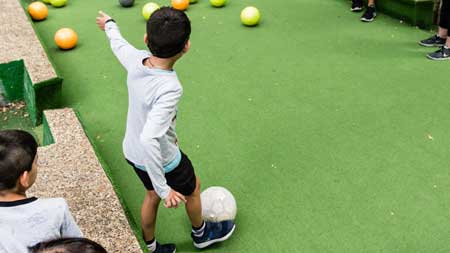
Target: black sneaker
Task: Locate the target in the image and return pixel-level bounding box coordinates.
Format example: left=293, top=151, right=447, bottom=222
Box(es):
left=419, top=35, right=446, bottom=47
left=360, top=6, right=376, bottom=22
left=192, top=220, right=236, bottom=249
left=351, top=0, right=363, bottom=12
left=427, top=46, right=450, bottom=60
left=151, top=242, right=176, bottom=253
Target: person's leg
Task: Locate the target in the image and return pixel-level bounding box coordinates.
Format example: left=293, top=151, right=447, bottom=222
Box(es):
left=440, top=0, right=450, bottom=35
left=127, top=161, right=176, bottom=253
left=141, top=190, right=160, bottom=242
left=185, top=177, right=203, bottom=228
left=427, top=0, right=450, bottom=59
left=420, top=0, right=448, bottom=47
left=447, top=0, right=450, bottom=43
left=141, top=190, right=177, bottom=253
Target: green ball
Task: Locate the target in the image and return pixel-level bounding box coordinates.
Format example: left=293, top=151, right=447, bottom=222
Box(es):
left=142, top=2, right=160, bottom=20
left=209, top=0, right=225, bottom=7
left=240, top=6, right=260, bottom=26
left=42, top=0, right=51, bottom=4
left=50, top=0, right=66, bottom=7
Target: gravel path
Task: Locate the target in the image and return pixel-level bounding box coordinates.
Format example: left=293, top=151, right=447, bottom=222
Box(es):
left=0, top=0, right=56, bottom=84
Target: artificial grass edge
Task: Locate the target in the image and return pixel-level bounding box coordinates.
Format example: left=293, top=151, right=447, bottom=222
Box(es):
left=42, top=112, right=55, bottom=146
left=73, top=109, right=147, bottom=253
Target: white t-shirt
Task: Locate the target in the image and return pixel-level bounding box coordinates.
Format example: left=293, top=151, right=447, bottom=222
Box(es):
left=0, top=197, right=82, bottom=250
left=0, top=228, right=28, bottom=253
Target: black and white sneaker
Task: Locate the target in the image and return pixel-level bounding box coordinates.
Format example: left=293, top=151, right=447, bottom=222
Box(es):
left=427, top=46, right=450, bottom=60
left=351, top=0, right=363, bottom=12
left=419, top=35, right=446, bottom=47
left=150, top=242, right=176, bottom=253
left=360, top=6, right=376, bottom=22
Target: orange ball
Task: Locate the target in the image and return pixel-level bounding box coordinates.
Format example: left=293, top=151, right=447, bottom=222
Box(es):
left=28, top=2, right=48, bottom=21
left=172, top=0, right=189, bottom=11
left=54, top=28, right=78, bottom=50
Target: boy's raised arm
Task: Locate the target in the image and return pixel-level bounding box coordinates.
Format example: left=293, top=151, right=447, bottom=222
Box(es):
left=96, top=11, right=140, bottom=70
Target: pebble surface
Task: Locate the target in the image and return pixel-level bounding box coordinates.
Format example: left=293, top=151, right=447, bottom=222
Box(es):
left=29, top=109, right=142, bottom=253
left=0, top=0, right=57, bottom=84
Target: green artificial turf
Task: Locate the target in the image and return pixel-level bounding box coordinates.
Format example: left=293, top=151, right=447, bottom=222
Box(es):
left=24, top=0, right=450, bottom=251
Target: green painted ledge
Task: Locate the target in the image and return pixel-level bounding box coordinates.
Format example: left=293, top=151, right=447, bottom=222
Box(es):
left=377, top=0, right=435, bottom=29
left=0, top=60, right=62, bottom=126
left=357, top=0, right=435, bottom=29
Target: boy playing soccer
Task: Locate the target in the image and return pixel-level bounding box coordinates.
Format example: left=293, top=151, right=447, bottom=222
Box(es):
left=0, top=130, right=83, bottom=249
left=96, top=7, right=235, bottom=253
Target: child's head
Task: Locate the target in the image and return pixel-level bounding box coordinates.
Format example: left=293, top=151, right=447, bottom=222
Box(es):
left=146, top=7, right=191, bottom=59
left=0, top=130, right=38, bottom=193
left=30, top=238, right=107, bottom=253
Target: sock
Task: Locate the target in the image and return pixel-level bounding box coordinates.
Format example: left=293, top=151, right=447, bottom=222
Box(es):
left=192, top=221, right=206, bottom=237
left=146, top=238, right=157, bottom=252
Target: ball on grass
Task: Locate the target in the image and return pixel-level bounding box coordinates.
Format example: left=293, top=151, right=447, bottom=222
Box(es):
left=28, top=2, right=48, bottom=21
left=142, top=2, right=160, bottom=20
left=201, top=186, right=237, bottom=222
left=54, top=28, right=78, bottom=50
left=241, top=6, right=260, bottom=26
left=172, top=0, right=189, bottom=11
left=50, top=0, right=67, bottom=8
left=119, top=0, right=134, bottom=7
left=209, top=0, right=226, bottom=7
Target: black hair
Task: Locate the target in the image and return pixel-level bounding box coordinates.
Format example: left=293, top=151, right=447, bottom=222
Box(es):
left=146, top=7, right=191, bottom=58
left=0, top=130, right=38, bottom=191
left=30, top=238, right=107, bottom=253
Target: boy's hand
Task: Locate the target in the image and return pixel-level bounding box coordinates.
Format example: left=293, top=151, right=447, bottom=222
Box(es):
left=96, top=11, right=112, bottom=31
left=164, top=189, right=187, bottom=208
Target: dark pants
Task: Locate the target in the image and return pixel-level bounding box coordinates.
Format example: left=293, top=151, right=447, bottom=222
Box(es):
left=439, top=0, right=450, bottom=35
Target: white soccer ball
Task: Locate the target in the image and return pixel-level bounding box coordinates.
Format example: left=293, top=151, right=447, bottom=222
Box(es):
left=201, top=186, right=237, bottom=222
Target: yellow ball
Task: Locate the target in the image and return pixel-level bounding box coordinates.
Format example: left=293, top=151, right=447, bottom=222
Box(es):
left=209, top=0, right=225, bottom=7
left=142, top=2, right=160, bottom=20
left=240, top=6, right=260, bottom=26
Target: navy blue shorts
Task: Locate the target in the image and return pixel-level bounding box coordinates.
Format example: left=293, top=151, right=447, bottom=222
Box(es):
left=126, top=151, right=197, bottom=196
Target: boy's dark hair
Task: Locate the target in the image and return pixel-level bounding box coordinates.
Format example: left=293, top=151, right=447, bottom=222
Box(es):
left=0, top=130, right=38, bottom=191
left=147, top=7, right=191, bottom=58
left=30, top=238, right=107, bottom=253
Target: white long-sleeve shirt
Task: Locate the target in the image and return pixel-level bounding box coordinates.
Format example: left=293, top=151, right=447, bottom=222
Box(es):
left=105, top=22, right=182, bottom=199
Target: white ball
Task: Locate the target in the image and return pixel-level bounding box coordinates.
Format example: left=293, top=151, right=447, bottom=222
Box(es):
left=201, top=186, right=237, bottom=222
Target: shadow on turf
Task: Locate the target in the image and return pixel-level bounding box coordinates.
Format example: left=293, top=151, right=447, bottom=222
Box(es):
left=177, top=240, right=228, bottom=252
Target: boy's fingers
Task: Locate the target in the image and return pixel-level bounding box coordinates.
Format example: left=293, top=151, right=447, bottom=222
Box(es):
left=175, top=192, right=187, bottom=203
